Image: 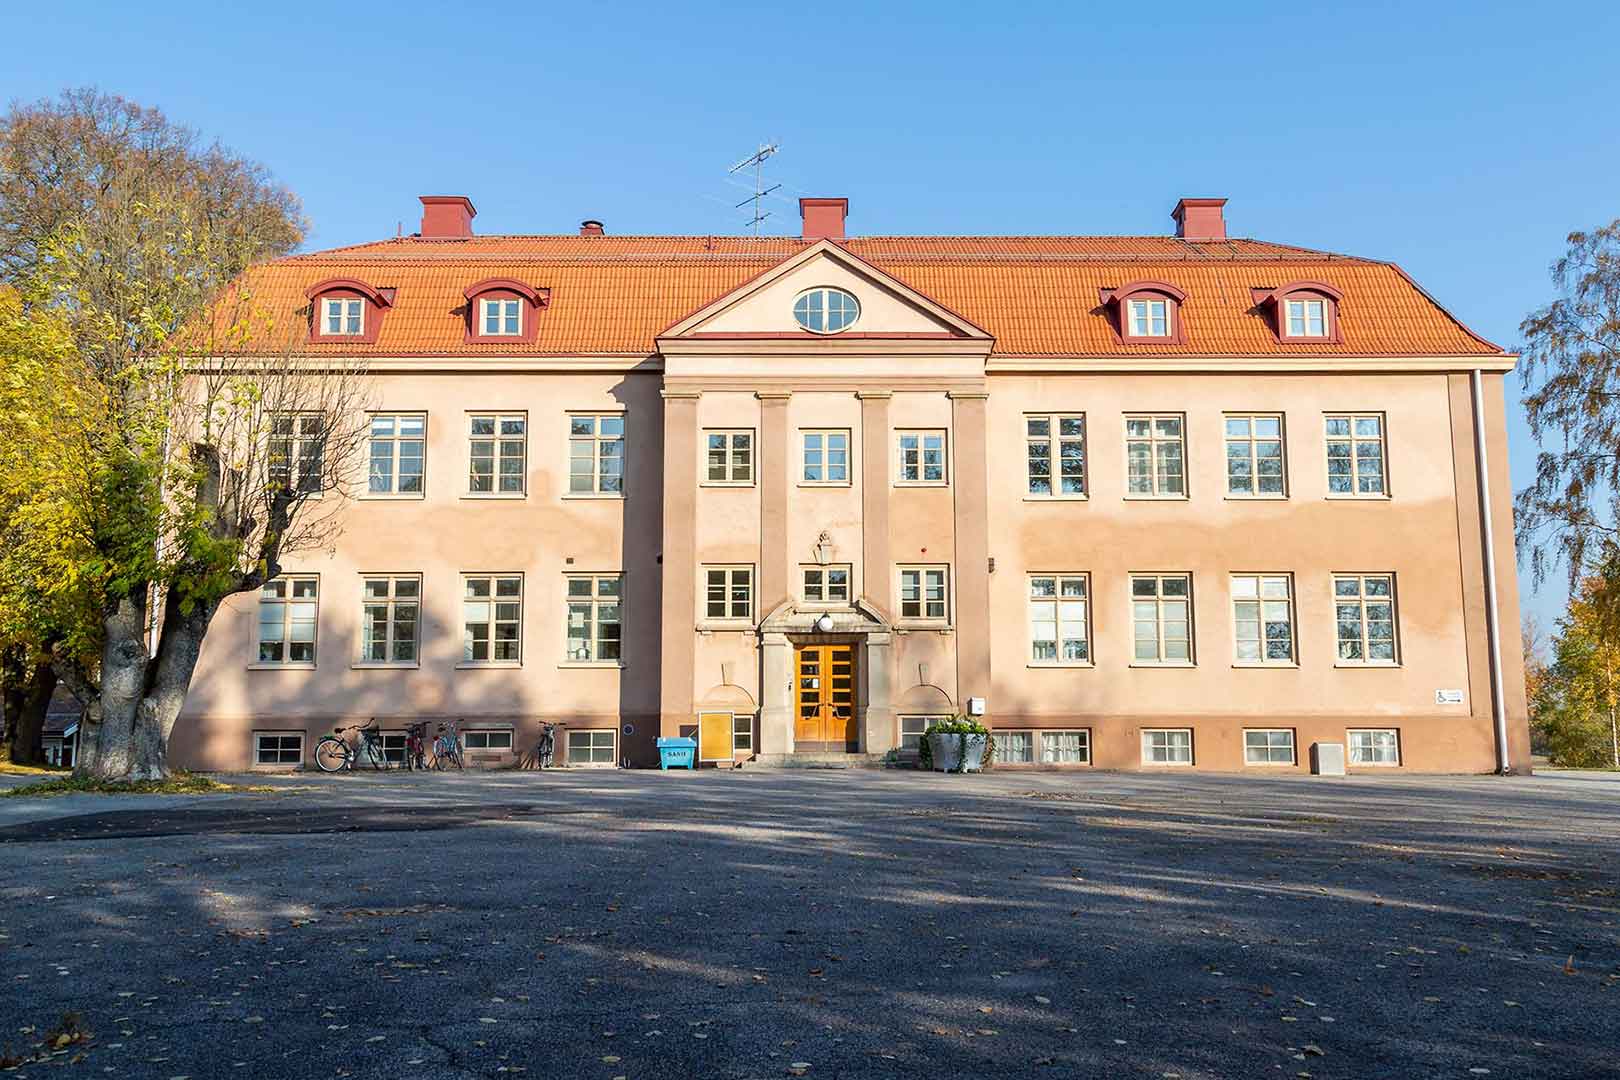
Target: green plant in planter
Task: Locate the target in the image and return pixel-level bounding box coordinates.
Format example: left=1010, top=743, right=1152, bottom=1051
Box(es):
left=916, top=715, right=995, bottom=772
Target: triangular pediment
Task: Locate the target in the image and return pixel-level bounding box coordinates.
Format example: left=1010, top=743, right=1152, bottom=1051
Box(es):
left=659, top=239, right=991, bottom=342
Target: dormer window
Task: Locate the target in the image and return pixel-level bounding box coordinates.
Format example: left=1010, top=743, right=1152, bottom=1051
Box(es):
left=324, top=297, right=364, bottom=336
left=305, top=278, right=393, bottom=344
left=1100, top=281, right=1187, bottom=344
left=1255, top=281, right=1343, bottom=343
left=481, top=298, right=522, bottom=336
left=463, top=278, right=549, bottom=344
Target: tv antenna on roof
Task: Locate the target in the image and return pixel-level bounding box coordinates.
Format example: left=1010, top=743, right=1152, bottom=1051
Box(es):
left=729, top=141, right=781, bottom=236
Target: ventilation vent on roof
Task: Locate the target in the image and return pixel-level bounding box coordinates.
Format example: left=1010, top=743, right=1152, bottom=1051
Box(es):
left=1172, top=198, right=1227, bottom=242
left=419, top=195, right=477, bottom=239
left=580, top=220, right=605, bottom=237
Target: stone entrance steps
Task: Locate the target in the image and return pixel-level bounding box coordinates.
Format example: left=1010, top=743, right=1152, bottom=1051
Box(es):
left=751, top=752, right=890, bottom=770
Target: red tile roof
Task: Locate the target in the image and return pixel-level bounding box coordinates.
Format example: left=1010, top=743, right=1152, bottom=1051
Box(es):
left=229, top=234, right=1504, bottom=358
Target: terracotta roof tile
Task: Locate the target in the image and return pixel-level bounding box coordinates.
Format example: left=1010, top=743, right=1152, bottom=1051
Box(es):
left=231, top=234, right=1502, bottom=358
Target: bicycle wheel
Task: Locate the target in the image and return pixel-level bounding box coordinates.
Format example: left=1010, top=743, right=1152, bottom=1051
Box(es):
left=362, top=740, right=387, bottom=770
left=314, top=737, right=351, bottom=773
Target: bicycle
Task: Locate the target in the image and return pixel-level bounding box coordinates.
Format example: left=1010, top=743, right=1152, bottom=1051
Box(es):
left=314, top=721, right=391, bottom=773
left=403, top=721, right=428, bottom=770
left=522, top=723, right=557, bottom=770
left=429, top=719, right=464, bottom=770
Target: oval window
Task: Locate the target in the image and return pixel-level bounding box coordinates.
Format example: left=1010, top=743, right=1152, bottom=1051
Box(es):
left=793, top=287, right=860, bottom=334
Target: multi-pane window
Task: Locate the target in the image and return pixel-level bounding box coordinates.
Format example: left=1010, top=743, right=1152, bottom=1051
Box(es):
left=462, top=574, right=523, bottom=664
left=569, top=414, right=626, bottom=494
left=1026, top=415, right=1086, bottom=496
left=992, top=731, right=1034, bottom=764
left=732, top=714, right=753, bottom=753
left=1348, top=728, right=1400, bottom=766
left=359, top=575, right=420, bottom=664
left=1028, top=575, right=1090, bottom=664
left=463, top=729, right=514, bottom=751
left=803, top=565, right=851, bottom=603
left=1286, top=298, right=1327, bottom=337
left=1125, top=415, right=1185, bottom=496
left=254, top=732, right=305, bottom=765
left=323, top=297, right=363, bottom=336
left=1142, top=728, right=1194, bottom=765
left=566, top=575, right=623, bottom=662
left=1225, top=414, right=1285, bottom=496
left=705, top=430, right=754, bottom=484
left=481, top=298, right=521, bottom=336
left=1041, top=730, right=1091, bottom=765
left=269, top=414, right=325, bottom=494
left=380, top=731, right=409, bottom=764
left=896, top=430, right=947, bottom=484
left=367, top=413, right=425, bottom=495
left=1128, top=298, right=1170, bottom=337
left=802, top=430, right=850, bottom=484
left=899, top=566, right=949, bottom=621
left=1244, top=728, right=1296, bottom=765
left=793, top=288, right=860, bottom=333
left=1131, top=574, right=1192, bottom=663
left=899, top=715, right=944, bottom=754
left=1334, top=574, right=1398, bottom=664
left=257, top=577, right=319, bottom=665
left=567, top=729, right=617, bottom=767
left=468, top=414, right=526, bottom=494
left=1325, top=414, right=1386, bottom=496
left=1231, top=574, right=1294, bottom=664
left=704, top=566, right=753, bottom=621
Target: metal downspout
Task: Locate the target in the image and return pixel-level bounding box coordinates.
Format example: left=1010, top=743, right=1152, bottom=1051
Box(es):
left=1471, top=368, right=1511, bottom=774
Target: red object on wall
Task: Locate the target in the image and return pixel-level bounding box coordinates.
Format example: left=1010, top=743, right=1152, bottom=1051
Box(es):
left=462, top=277, right=551, bottom=344
left=799, top=198, right=849, bottom=240
left=1171, top=198, right=1227, bottom=242
left=420, top=195, right=477, bottom=239
left=1251, top=280, right=1345, bottom=344
left=1098, top=280, right=1189, bottom=345
left=304, top=277, right=394, bottom=344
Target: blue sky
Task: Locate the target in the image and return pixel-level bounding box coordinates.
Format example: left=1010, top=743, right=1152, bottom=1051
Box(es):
left=6, top=0, right=1615, bottom=629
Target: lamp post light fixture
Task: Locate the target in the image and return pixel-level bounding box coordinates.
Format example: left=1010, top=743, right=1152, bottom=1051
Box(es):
left=814, top=613, right=836, bottom=634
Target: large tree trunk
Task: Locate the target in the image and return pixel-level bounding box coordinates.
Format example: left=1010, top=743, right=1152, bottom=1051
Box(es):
left=4, top=662, right=57, bottom=765
left=76, top=589, right=151, bottom=779
left=127, top=592, right=220, bottom=779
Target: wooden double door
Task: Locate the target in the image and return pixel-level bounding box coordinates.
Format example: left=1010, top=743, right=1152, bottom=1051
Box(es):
left=795, top=643, right=858, bottom=752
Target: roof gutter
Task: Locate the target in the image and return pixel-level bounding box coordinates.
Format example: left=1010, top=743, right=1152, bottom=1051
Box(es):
left=1471, top=368, right=1512, bottom=774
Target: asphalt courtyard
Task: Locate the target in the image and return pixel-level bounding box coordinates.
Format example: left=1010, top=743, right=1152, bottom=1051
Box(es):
left=0, top=768, right=1617, bottom=1080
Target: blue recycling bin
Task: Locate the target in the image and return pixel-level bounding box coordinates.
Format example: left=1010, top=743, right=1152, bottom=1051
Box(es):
left=656, top=737, right=697, bottom=770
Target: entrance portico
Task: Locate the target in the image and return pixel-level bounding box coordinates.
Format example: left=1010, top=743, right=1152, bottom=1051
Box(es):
left=756, top=601, right=895, bottom=758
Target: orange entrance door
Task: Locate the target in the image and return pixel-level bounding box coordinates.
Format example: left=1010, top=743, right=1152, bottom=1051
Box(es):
left=795, top=643, right=857, bottom=751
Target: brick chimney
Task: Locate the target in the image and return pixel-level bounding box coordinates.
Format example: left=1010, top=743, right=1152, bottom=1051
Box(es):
left=419, top=195, right=476, bottom=239
left=1172, top=198, right=1227, bottom=242
left=579, top=219, right=605, bottom=237
left=799, top=197, right=849, bottom=240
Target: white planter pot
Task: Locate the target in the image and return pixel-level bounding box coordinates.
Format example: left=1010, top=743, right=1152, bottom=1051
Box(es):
left=927, top=732, right=987, bottom=773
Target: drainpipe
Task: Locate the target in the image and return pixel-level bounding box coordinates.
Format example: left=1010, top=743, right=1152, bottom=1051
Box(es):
left=1471, top=368, right=1511, bottom=774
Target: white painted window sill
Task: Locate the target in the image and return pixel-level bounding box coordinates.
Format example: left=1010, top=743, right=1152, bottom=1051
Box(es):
left=1232, top=662, right=1300, bottom=669
left=1333, top=662, right=1401, bottom=669
left=351, top=662, right=421, bottom=670
left=696, top=622, right=756, bottom=633
left=1123, top=495, right=1190, bottom=502
left=558, top=661, right=625, bottom=669
left=1023, top=494, right=1089, bottom=502
left=462, top=492, right=527, bottom=501
left=455, top=661, right=523, bottom=670
left=1128, top=662, right=1195, bottom=669
left=562, top=492, right=626, bottom=501
left=1027, top=662, right=1095, bottom=670
left=1324, top=494, right=1392, bottom=502
left=1223, top=494, right=1289, bottom=501
left=246, top=663, right=316, bottom=671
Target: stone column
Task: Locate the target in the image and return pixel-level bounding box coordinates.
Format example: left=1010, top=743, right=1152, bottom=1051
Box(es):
left=862, top=631, right=895, bottom=754
left=658, top=390, right=701, bottom=737
left=950, top=391, right=992, bottom=711
left=858, top=391, right=893, bottom=617
left=759, top=631, right=794, bottom=755
left=757, top=392, right=792, bottom=615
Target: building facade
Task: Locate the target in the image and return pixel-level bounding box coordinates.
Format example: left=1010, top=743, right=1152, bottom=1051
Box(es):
left=173, top=194, right=1532, bottom=773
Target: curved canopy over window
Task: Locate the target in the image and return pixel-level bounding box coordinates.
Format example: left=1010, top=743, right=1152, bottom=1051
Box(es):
left=1253, top=280, right=1344, bottom=343
left=1099, top=280, right=1188, bottom=344
left=793, top=287, right=860, bottom=334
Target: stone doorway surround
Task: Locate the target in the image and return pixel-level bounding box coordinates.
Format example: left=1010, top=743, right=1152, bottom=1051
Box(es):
left=757, top=599, right=893, bottom=757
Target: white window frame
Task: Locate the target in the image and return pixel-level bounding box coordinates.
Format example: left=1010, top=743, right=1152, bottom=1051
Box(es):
left=1285, top=298, right=1328, bottom=338
left=1124, top=414, right=1187, bottom=498
left=1127, top=297, right=1170, bottom=337
left=731, top=713, right=754, bottom=753
left=800, top=429, right=852, bottom=485
left=1325, top=413, right=1388, bottom=498
left=1041, top=729, right=1092, bottom=765
left=1025, top=414, right=1087, bottom=498
left=1243, top=728, right=1297, bottom=766
left=565, top=574, right=623, bottom=664
left=366, top=412, right=426, bottom=497
left=254, top=576, right=320, bottom=667
left=896, top=429, right=948, bottom=485
left=802, top=564, right=852, bottom=605
left=566, top=728, right=619, bottom=767
left=992, top=731, right=1035, bottom=764
left=461, top=573, right=523, bottom=666
left=1347, top=728, right=1401, bottom=766
left=703, top=565, right=754, bottom=622
left=703, top=429, right=754, bottom=486
left=1224, top=413, right=1287, bottom=498
left=253, top=731, right=305, bottom=767
left=898, top=714, right=947, bottom=755
left=462, top=728, right=515, bottom=752
left=1130, top=573, right=1193, bottom=666
left=380, top=730, right=409, bottom=764
left=480, top=297, right=522, bottom=337
left=1333, top=573, right=1399, bottom=665
left=898, top=565, right=949, bottom=623
left=793, top=287, right=860, bottom=334
left=269, top=413, right=326, bottom=495
left=1141, top=728, right=1194, bottom=766
left=1231, top=573, right=1295, bottom=666
left=568, top=413, right=627, bottom=496
left=1028, top=573, right=1091, bottom=666
left=357, top=574, right=422, bottom=667
left=322, top=297, right=364, bottom=336
left=467, top=412, right=527, bottom=496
